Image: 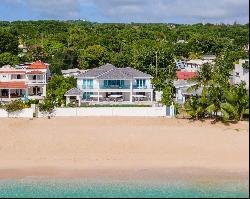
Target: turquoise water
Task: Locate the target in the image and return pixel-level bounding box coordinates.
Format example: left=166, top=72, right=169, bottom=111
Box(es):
left=0, top=178, right=248, bottom=198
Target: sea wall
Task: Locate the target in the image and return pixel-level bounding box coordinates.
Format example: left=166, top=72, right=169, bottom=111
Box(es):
left=0, top=108, right=33, bottom=118
left=38, top=106, right=171, bottom=117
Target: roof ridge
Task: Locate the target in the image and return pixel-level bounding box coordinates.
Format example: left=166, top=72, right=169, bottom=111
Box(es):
left=96, top=68, right=116, bottom=78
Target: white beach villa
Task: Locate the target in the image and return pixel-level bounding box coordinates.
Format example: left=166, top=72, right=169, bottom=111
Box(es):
left=65, top=64, right=154, bottom=106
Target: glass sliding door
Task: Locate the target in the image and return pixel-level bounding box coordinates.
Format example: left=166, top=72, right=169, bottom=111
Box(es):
left=103, top=80, right=125, bottom=89
left=83, top=79, right=93, bottom=89
left=83, top=92, right=93, bottom=100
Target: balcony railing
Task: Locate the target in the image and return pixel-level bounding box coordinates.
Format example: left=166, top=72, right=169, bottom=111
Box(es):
left=27, top=80, right=46, bottom=84
left=100, top=85, right=131, bottom=89
left=133, top=85, right=152, bottom=89
left=82, top=85, right=153, bottom=89
left=83, top=85, right=94, bottom=89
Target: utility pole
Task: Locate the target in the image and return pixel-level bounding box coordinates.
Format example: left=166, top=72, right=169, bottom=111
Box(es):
left=156, top=51, right=158, bottom=78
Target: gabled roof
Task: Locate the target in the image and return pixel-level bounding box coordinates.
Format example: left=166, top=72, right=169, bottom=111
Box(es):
left=121, top=67, right=152, bottom=78
left=77, top=64, right=152, bottom=79
left=64, top=88, right=83, bottom=96
left=97, top=68, right=132, bottom=80
left=77, top=64, right=115, bottom=78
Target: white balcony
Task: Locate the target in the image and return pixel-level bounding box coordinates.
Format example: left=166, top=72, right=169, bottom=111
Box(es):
left=27, top=80, right=46, bottom=84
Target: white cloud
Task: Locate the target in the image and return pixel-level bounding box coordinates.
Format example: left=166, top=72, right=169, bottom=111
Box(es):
left=26, top=0, right=81, bottom=19
left=0, top=0, right=249, bottom=23
left=89, top=0, right=249, bottom=23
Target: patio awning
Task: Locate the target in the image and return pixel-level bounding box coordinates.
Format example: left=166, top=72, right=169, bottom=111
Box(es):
left=0, top=82, right=27, bottom=89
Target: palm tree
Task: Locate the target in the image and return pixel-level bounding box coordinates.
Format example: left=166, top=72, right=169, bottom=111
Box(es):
left=184, top=95, right=208, bottom=120
left=185, top=63, right=213, bottom=119
left=206, top=84, right=225, bottom=118
left=188, top=63, right=213, bottom=99
left=221, top=82, right=249, bottom=121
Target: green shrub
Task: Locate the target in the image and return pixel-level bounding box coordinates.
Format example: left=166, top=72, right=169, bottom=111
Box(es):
left=3, top=100, right=27, bottom=113
left=81, top=104, right=151, bottom=107
left=67, top=102, right=78, bottom=107
left=38, top=100, right=55, bottom=115
left=25, top=99, right=39, bottom=106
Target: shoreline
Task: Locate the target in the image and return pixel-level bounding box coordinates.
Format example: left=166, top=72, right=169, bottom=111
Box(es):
left=0, top=167, right=248, bottom=182
left=0, top=117, right=248, bottom=181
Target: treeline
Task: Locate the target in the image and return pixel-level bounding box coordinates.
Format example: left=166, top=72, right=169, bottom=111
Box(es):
left=0, top=20, right=249, bottom=82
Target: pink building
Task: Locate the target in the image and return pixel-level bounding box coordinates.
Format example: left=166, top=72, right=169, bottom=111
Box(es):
left=0, top=61, right=50, bottom=102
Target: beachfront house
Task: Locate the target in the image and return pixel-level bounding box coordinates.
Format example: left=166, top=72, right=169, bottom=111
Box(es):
left=173, top=80, right=201, bottom=104
left=65, top=64, right=154, bottom=106
left=230, top=59, right=249, bottom=90
left=0, top=61, right=50, bottom=102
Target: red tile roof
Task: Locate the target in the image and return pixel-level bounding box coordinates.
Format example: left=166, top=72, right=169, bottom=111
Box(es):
left=28, top=61, right=48, bottom=69
left=177, top=71, right=197, bottom=80
left=0, top=82, right=27, bottom=89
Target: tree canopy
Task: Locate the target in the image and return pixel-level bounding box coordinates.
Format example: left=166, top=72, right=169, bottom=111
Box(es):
left=0, top=20, right=248, bottom=87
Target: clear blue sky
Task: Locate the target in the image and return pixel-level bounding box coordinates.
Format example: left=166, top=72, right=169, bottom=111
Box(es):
left=0, top=0, right=249, bottom=24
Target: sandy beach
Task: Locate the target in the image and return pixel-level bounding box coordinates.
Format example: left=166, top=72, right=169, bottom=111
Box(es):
left=0, top=117, right=248, bottom=180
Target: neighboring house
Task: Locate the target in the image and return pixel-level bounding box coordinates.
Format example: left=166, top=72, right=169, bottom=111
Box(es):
left=64, top=64, right=154, bottom=105
left=174, top=80, right=198, bottom=104
left=230, top=59, right=249, bottom=90
left=0, top=61, right=50, bottom=102
left=176, top=60, right=200, bottom=73
left=176, top=55, right=215, bottom=73
left=61, top=68, right=87, bottom=78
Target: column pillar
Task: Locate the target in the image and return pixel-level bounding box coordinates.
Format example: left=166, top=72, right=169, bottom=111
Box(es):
left=66, top=96, right=70, bottom=106
left=43, top=85, right=47, bottom=97
left=8, top=89, right=11, bottom=99
left=98, top=91, right=100, bottom=103
left=26, top=88, right=28, bottom=97
left=78, top=96, right=81, bottom=107
left=130, top=80, right=133, bottom=103
left=151, top=90, right=153, bottom=102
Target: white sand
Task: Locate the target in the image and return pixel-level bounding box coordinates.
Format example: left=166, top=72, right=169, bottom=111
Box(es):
left=0, top=117, right=248, bottom=179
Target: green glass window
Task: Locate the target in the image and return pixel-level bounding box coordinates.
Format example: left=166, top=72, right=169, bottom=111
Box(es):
left=136, top=79, right=146, bottom=88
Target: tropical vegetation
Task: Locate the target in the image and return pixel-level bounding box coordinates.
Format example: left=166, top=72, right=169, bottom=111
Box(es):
left=0, top=20, right=249, bottom=121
